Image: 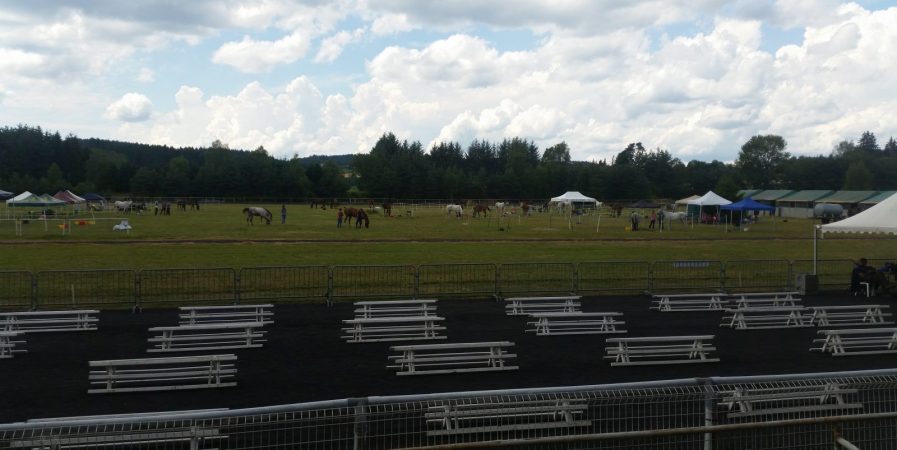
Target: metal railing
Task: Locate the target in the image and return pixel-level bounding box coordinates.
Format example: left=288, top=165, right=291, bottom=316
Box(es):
left=0, top=258, right=886, bottom=310
left=3, top=369, right=897, bottom=449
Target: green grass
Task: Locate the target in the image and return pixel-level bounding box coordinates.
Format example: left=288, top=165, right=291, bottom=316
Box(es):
left=0, top=203, right=893, bottom=270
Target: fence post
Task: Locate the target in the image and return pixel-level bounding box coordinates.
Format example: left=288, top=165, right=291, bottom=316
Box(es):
left=788, top=260, right=795, bottom=291
left=234, top=269, right=240, bottom=305
left=701, top=378, right=714, bottom=450
left=572, top=263, right=579, bottom=294
left=133, top=270, right=141, bottom=313
left=648, top=262, right=655, bottom=294
left=327, top=267, right=334, bottom=307
left=30, top=272, right=37, bottom=311
left=719, top=263, right=727, bottom=292
left=350, top=397, right=369, bottom=450
left=413, top=266, right=420, bottom=299
left=494, top=265, right=502, bottom=301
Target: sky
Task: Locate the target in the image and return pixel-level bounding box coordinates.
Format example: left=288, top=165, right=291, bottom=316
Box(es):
left=0, top=1, right=896, bottom=163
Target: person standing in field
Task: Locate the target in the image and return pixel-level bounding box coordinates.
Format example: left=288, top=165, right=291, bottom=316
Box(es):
left=281, top=204, right=287, bottom=224
left=337, top=208, right=344, bottom=228
left=649, top=211, right=657, bottom=229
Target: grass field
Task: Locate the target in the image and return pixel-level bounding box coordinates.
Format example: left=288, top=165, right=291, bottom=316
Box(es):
left=0, top=202, right=893, bottom=270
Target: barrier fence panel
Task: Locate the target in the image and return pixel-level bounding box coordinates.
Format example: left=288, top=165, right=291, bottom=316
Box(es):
left=331, top=265, right=416, bottom=301
left=35, top=270, right=135, bottom=309
left=3, top=371, right=897, bottom=448
left=0, top=271, right=33, bottom=311
left=497, top=262, right=576, bottom=297
left=651, top=260, right=723, bottom=293
left=417, top=263, right=497, bottom=298
left=238, top=266, right=329, bottom=303
left=577, top=261, right=650, bottom=295
left=723, top=259, right=792, bottom=293
left=138, top=268, right=237, bottom=308
left=792, top=259, right=853, bottom=292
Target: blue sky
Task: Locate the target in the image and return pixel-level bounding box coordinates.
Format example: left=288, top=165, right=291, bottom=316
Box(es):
left=1, top=1, right=896, bottom=163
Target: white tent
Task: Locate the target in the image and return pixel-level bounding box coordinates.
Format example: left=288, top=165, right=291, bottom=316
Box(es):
left=551, top=191, right=601, bottom=208
left=675, top=194, right=700, bottom=205
left=549, top=191, right=600, bottom=206
left=813, top=192, right=897, bottom=273
left=820, top=192, right=897, bottom=235
left=687, top=191, right=732, bottom=206
left=0, top=189, right=12, bottom=198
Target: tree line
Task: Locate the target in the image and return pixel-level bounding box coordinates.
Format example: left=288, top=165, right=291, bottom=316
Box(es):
left=1, top=124, right=895, bottom=201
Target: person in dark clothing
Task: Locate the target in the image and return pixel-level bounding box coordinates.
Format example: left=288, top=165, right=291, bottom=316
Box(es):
left=852, top=258, right=891, bottom=295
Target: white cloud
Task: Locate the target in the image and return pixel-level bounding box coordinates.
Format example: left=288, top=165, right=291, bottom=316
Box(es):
left=212, top=31, right=311, bottom=73
left=370, top=13, right=415, bottom=35
left=105, top=93, right=153, bottom=122
left=314, top=28, right=366, bottom=63
left=137, top=67, right=155, bottom=82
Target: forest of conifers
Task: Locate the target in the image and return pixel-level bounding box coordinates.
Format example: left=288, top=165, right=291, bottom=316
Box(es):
left=1, top=125, right=895, bottom=201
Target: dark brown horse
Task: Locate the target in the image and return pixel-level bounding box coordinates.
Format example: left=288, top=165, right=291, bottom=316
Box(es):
left=382, top=202, right=392, bottom=217
left=473, top=204, right=491, bottom=218
left=356, top=209, right=370, bottom=228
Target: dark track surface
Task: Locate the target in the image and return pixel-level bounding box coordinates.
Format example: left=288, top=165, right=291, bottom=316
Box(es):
left=3, top=293, right=896, bottom=423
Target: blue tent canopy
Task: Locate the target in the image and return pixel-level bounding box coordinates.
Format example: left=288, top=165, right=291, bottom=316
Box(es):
left=720, top=197, right=775, bottom=212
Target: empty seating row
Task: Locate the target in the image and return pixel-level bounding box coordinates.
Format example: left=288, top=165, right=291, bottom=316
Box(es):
left=651, top=293, right=725, bottom=312
left=505, top=296, right=581, bottom=315
left=354, top=299, right=438, bottom=318
left=605, top=335, right=718, bottom=366
left=809, top=305, right=892, bottom=327
left=178, top=304, right=273, bottom=325
left=425, top=398, right=589, bottom=436
left=10, top=427, right=225, bottom=449
left=719, top=382, right=861, bottom=418
left=526, top=312, right=626, bottom=336
left=0, top=331, right=26, bottom=359
left=812, top=328, right=897, bottom=356
left=0, top=310, right=98, bottom=333
left=89, top=354, right=237, bottom=393
left=721, top=307, right=812, bottom=330
left=148, top=322, right=267, bottom=353
left=388, top=341, right=517, bottom=375
left=343, top=316, right=446, bottom=343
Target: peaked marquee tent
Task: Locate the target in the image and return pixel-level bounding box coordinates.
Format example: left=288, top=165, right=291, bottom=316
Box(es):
left=53, top=190, right=86, bottom=204
left=0, top=189, right=12, bottom=198
left=5, top=191, right=67, bottom=207
left=814, top=192, right=897, bottom=273
left=550, top=191, right=600, bottom=208
left=686, top=191, right=732, bottom=221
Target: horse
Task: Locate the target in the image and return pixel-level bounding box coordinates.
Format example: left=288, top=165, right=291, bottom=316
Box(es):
left=608, top=203, right=624, bottom=217
left=176, top=200, right=187, bottom=211
left=659, top=211, right=688, bottom=229
left=495, top=202, right=506, bottom=210
left=243, top=207, right=272, bottom=225
left=445, top=204, right=463, bottom=218
left=382, top=202, right=392, bottom=217
left=356, top=209, right=370, bottom=228
left=520, top=202, right=533, bottom=216
left=344, top=207, right=359, bottom=225
left=114, top=200, right=132, bottom=212
left=473, top=204, right=491, bottom=218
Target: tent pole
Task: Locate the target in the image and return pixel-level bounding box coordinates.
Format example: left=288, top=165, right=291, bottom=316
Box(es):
left=813, top=225, right=819, bottom=275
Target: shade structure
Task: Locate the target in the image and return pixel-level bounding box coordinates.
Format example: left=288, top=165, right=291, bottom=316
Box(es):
left=820, top=192, right=897, bottom=235
left=549, top=191, right=600, bottom=207
left=687, top=191, right=732, bottom=206
left=5, top=191, right=67, bottom=207
left=0, top=189, right=12, bottom=198
left=675, top=195, right=700, bottom=205
left=53, top=190, right=86, bottom=204
left=720, top=197, right=775, bottom=213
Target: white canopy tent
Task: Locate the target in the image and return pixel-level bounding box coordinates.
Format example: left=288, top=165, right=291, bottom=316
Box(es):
left=549, top=191, right=600, bottom=207
left=675, top=194, right=700, bottom=206
left=686, top=191, right=731, bottom=223
left=814, top=192, right=897, bottom=273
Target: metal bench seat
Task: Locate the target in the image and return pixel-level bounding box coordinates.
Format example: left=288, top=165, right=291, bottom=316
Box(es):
left=605, top=335, right=719, bottom=366
left=89, top=354, right=237, bottom=393
left=388, top=341, right=517, bottom=375
left=0, top=310, right=99, bottom=333
left=719, top=383, right=862, bottom=418
left=526, top=312, right=625, bottom=336
left=148, top=323, right=266, bottom=353
left=425, top=398, right=590, bottom=436
left=178, top=304, right=273, bottom=325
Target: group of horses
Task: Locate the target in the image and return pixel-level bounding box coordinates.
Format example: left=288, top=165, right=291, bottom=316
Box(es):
left=113, top=200, right=200, bottom=215
left=242, top=204, right=373, bottom=228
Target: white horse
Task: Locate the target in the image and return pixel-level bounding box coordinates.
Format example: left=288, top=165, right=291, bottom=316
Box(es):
left=495, top=202, right=506, bottom=210
left=445, top=204, right=463, bottom=218
left=243, top=206, right=272, bottom=225
left=660, top=211, right=688, bottom=229
left=114, top=200, right=132, bottom=212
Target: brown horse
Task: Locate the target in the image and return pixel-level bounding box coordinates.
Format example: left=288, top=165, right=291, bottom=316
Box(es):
left=520, top=202, right=532, bottom=216
left=473, top=204, right=491, bottom=218
left=382, top=202, right=392, bottom=217
left=356, top=209, right=370, bottom=228
left=344, top=207, right=359, bottom=225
